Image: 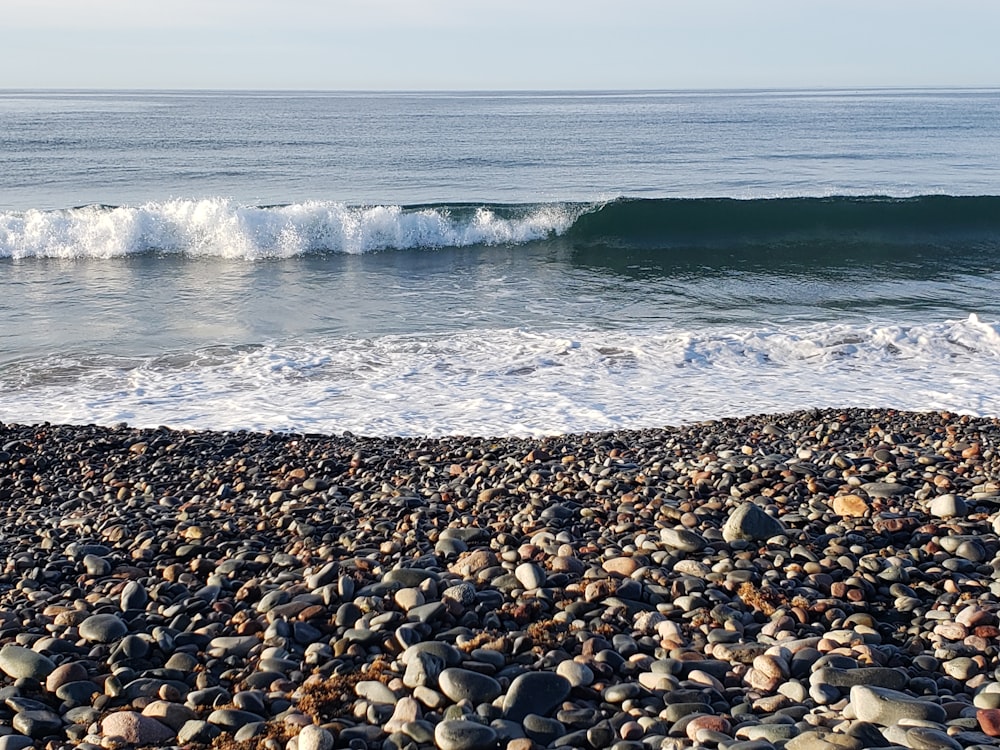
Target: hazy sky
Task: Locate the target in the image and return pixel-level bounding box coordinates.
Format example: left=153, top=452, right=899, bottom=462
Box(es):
left=2, top=0, right=998, bottom=90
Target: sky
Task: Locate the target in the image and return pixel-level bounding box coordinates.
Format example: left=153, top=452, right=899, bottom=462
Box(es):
left=1, top=0, right=998, bottom=91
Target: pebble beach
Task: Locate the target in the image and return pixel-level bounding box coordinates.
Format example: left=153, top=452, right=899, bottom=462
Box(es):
left=3, top=409, right=1000, bottom=750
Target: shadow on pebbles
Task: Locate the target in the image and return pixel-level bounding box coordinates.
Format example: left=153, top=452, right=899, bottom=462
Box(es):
left=2, top=409, right=1000, bottom=749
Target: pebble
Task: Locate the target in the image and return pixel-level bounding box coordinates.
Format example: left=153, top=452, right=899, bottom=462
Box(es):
left=1, top=410, right=1000, bottom=750
left=100, top=711, right=175, bottom=745
left=78, top=613, right=128, bottom=643
left=849, top=685, right=947, bottom=726
left=0, top=645, right=55, bottom=681
left=434, top=719, right=499, bottom=750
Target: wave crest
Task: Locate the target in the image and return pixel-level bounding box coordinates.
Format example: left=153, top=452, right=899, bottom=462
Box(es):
left=0, top=199, right=580, bottom=259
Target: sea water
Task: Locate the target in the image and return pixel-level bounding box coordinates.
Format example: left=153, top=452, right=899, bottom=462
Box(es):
left=1, top=89, right=999, bottom=435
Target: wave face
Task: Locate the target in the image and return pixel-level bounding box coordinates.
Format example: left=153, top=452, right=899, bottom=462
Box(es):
left=3, top=195, right=999, bottom=260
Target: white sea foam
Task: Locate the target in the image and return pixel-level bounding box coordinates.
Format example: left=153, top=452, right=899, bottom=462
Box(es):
left=2, top=316, right=998, bottom=436
left=0, top=199, right=579, bottom=259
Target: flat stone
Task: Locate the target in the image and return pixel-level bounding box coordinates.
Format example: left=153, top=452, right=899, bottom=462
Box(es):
left=660, top=527, right=707, bottom=552
left=207, top=708, right=267, bottom=730
left=12, top=709, right=63, bottom=738
left=438, top=668, right=503, bottom=705
left=434, top=719, right=498, bottom=750
left=79, top=613, right=128, bottom=643
left=811, top=666, right=908, bottom=690
left=831, top=494, right=870, bottom=518
left=905, top=726, right=962, bottom=750
left=177, top=719, right=222, bottom=744
left=849, top=685, right=946, bottom=726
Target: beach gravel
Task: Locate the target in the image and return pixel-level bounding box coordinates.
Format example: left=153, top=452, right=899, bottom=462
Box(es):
left=3, top=408, right=1000, bottom=748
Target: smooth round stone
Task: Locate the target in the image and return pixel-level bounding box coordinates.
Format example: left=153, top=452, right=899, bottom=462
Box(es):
left=522, top=714, right=565, bottom=744
left=101, top=711, right=175, bottom=745
left=905, top=726, right=962, bottom=750
left=661, top=527, right=707, bottom=552
left=79, top=613, right=128, bottom=643
left=355, top=680, right=398, bottom=705
left=603, top=682, right=643, bottom=703
left=514, top=562, right=546, bottom=590
left=55, top=680, right=101, bottom=707
left=849, top=685, right=946, bottom=726
left=177, top=720, right=222, bottom=744
left=45, top=661, right=88, bottom=692
left=82, top=554, right=111, bottom=576
left=434, top=719, right=498, bottom=750
left=930, top=494, right=967, bottom=518
left=722, top=502, right=786, bottom=542
left=207, top=708, right=266, bottom=730
left=0, top=645, right=55, bottom=681
left=438, top=668, right=503, bottom=705
left=0, top=736, right=35, bottom=750
left=12, top=709, right=63, bottom=739
left=165, top=652, right=200, bottom=672
left=811, top=666, right=908, bottom=691
left=120, top=581, right=148, bottom=611
left=141, top=701, right=198, bottom=732
left=944, top=657, right=979, bottom=681
left=503, top=672, right=571, bottom=722
left=298, top=724, right=335, bottom=750
left=208, top=635, right=259, bottom=658
left=556, top=660, right=594, bottom=688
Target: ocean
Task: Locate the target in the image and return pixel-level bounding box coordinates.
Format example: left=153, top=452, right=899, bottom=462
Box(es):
left=2, top=88, right=1000, bottom=436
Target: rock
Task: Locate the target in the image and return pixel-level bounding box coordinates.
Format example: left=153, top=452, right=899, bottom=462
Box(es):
left=503, top=672, right=572, bottom=722
left=141, top=700, right=198, bottom=731
left=660, top=527, right=707, bottom=552
left=0, top=645, right=55, bottom=681
left=177, top=720, right=222, bottom=744
left=434, top=719, right=498, bottom=750
left=514, top=562, right=546, bottom=590
left=978, top=708, right=1000, bottom=736
left=101, top=711, right=175, bottom=745
left=930, top=493, right=967, bottom=518
left=831, top=494, right=870, bottom=518
left=45, top=661, right=89, bottom=692
left=849, top=685, right=946, bottom=726
left=438, top=668, right=503, bottom=705
left=722, top=502, right=786, bottom=542
left=298, top=724, right=335, bottom=750
left=79, top=613, right=128, bottom=643
left=12, top=709, right=63, bottom=738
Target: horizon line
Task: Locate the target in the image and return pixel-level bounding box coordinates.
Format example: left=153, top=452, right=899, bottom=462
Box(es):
left=2, top=84, right=1000, bottom=95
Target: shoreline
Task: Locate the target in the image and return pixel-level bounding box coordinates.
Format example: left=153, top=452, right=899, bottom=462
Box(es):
left=2, top=408, right=1000, bottom=749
